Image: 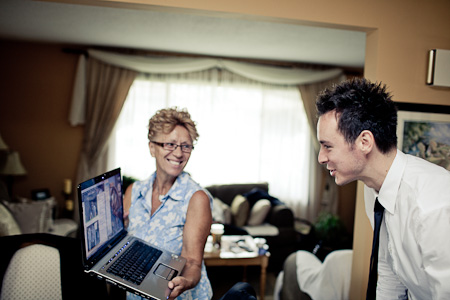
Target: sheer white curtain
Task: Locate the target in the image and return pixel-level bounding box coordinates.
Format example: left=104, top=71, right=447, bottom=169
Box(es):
left=107, top=69, right=311, bottom=211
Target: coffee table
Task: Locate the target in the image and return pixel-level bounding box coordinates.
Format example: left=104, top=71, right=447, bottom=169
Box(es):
left=204, top=235, right=270, bottom=300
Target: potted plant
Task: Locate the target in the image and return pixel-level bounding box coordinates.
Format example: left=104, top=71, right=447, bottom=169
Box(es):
left=312, top=212, right=351, bottom=260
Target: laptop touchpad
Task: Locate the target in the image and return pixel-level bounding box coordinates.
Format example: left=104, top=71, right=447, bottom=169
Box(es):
left=154, top=264, right=178, bottom=280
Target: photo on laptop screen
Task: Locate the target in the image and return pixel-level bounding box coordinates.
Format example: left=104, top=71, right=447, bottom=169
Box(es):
left=80, top=171, right=123, bottom=260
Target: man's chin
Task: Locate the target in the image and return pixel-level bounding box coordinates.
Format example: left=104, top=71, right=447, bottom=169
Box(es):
left=334, top=177, right=353, bottom=186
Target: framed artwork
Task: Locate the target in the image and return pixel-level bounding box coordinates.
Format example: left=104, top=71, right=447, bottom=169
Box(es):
left=396, top=103, right=450, bottom=170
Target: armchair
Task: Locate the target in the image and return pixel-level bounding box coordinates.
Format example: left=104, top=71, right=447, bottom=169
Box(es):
left=275, top=250, right=353, bottom=300
left=0, top=233, right=108, bottom=300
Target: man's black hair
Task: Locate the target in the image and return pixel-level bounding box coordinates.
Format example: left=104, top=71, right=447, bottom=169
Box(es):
left=316, top=78, right=398, bottom=153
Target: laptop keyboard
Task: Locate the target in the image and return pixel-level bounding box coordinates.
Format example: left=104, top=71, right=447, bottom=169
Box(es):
left=107, top=240, right=163, bottom=285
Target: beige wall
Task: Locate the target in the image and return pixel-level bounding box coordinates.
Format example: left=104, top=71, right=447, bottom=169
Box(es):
left=1, top=0, right=450, bottom=298
left=0, top=41, right=84, bottom=215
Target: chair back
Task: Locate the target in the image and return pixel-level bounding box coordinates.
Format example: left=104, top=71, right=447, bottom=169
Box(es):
left=0, top=233, right=108, bottom=300
left=1, top=244, right=62, bottom=300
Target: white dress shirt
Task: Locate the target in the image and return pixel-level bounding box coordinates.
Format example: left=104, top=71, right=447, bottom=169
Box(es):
left=365, top=150, right=450, bottom=300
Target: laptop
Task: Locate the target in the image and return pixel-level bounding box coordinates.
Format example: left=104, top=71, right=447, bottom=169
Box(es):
left=77, top=168, right=186, bottom=300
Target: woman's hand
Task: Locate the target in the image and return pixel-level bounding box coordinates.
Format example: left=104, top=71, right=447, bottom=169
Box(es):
left=165, top=276, right=194, bottom=299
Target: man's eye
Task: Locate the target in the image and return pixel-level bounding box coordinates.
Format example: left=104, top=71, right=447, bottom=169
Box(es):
left=181, top=145, right=191, bottom=150
left=165, top=143, right=176, bottom=147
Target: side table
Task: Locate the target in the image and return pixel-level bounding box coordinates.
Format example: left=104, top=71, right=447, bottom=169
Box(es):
left=204, top=235, right=270, bottom=300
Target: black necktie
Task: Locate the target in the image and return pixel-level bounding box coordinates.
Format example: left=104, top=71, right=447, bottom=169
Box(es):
left=366, top=198, right=385, bottom=300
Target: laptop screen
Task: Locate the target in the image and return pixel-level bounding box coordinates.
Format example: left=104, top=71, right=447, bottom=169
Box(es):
left=79, top=168, right=125, bottom=261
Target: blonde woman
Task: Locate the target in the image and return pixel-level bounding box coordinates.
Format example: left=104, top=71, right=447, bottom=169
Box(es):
left=124, top=107, right=212, bottom=300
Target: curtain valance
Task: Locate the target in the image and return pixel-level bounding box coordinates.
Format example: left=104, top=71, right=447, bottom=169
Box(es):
left=69, top=49, right=342, bottom=126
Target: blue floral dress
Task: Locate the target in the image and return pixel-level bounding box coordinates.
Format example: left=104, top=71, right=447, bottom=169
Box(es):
left=127, top=171, right=213, bottom=300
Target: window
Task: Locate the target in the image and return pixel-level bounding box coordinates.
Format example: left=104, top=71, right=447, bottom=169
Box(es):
left=107, top=70, right=311, bottom=206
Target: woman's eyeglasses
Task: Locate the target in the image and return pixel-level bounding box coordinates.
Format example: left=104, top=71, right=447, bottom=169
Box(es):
left=151, top=141, right=194, bottom=153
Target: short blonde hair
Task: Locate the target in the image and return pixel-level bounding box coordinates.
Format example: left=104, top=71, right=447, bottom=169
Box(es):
left=148, top=107, right=199, bottom=142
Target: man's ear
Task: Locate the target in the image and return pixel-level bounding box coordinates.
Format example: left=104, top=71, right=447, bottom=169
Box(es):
left=358, top=130, right=375, bottom=154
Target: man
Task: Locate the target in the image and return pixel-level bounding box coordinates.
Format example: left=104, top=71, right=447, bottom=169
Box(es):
left=315, top=78, right=450, bottom=299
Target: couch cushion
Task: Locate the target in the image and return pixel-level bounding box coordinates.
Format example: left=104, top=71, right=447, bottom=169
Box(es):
left=247, top=199, right=271, bottom=226
left=242, top=223, right=279, bottom=236
left=212, top=197, right=232, bottom=225
left=205, top=183, right=269, bottom=206
left=231, top=195, right=250, bottom=227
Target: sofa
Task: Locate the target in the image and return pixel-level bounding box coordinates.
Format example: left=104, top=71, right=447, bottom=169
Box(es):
left=205, top=182, right=297, bottom=270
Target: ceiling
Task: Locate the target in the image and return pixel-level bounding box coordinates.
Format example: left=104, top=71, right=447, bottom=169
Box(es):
left=0, top=0, right=366, bottom=69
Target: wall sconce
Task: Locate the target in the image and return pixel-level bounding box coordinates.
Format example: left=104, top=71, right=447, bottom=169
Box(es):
left=427, top=49, right=450, bottom=87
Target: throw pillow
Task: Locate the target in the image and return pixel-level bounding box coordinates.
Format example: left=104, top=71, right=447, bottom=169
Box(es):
left=231, top=195, right=250, bottom=227
left=242, top=188, right=283, bottom=207
left=247, top=199, right=271, bottom=226
left=212, top=197, right=232, bottom=225
left=4, top=197, right=55, bottom=234
left=0, top=201, right=22, bottom=236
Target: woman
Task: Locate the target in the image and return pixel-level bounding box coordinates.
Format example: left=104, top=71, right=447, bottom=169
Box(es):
left=124, top=107, right=213, bottom=300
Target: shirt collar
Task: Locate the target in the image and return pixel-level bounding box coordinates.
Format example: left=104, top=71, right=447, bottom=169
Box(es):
left=377, top=149, right=407, bottom=214
left=160, top=173, right=185, bottom=202
left=137, top=171, right=186, bottom=203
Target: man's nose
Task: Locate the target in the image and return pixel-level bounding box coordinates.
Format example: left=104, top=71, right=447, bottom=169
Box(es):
left=318, top=148, right=327, bottom=165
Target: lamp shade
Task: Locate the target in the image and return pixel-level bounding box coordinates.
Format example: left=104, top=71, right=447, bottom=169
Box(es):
left=0, top=151, right=27, bottom=175
left=0, top=134, right=8, bottom=151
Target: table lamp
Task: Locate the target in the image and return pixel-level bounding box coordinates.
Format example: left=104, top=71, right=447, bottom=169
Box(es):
left=0, top=134, right=8, bottom=151
left=0, top=135, right=27, bottom=197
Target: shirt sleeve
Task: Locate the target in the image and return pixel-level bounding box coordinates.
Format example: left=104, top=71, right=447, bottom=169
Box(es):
left=417, top=206, right=450, bottom=299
